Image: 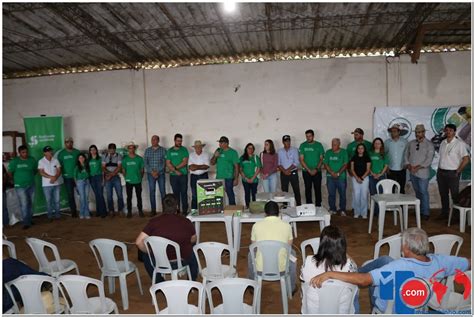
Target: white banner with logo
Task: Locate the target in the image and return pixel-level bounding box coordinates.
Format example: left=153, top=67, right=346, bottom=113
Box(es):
left=373, top=106, right=471, bottom=181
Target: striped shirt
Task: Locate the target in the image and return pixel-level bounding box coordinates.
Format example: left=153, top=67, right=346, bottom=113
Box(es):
left=144, top=146, right=167, bottom=174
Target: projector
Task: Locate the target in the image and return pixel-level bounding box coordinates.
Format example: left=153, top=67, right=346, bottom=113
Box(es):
left=296, top=204, right=316, bottom=216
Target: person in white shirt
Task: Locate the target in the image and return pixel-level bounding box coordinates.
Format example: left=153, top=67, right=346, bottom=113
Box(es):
left=436, top=124, right=470, bottom=219
left=188, top=140, right=210, bottom=210
left=300, top=225, right=358, bottom=313
left=37, top=146, right=63, bottom=221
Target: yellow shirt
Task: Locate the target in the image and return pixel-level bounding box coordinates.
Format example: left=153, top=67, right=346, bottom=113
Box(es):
left=250, top=216, right=293, bottom=272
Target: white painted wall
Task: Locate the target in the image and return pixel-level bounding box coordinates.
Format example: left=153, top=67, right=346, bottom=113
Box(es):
left=3, top=51, right=471, bottom=211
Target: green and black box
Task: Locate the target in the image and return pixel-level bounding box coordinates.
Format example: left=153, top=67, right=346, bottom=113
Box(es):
left=197, top=179, right=225, bottom=215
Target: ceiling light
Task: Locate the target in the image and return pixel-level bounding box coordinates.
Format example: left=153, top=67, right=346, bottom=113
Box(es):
left=223, top=1, right=236, bottom=13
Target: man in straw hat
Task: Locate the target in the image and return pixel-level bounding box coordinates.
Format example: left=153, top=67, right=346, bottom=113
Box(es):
left=385, top=123, right=408, bottom=193
left=189, top=140, right=210, bottom=210
left=122, top=141, right=144, bottom=218
left=404, top=124, right=434, bottom=221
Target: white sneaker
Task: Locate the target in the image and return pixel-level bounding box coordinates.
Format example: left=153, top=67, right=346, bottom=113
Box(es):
left=340, top=211, right=347, bottom=216
left=362, top=215, right=367, bottom=219
left=353, top=214, right=359, bottom=218
left=329, top=210, right=337, bottom=215
left=86, top=216, right=91, bottom=219
left=79, top=216, right=85, bottom=219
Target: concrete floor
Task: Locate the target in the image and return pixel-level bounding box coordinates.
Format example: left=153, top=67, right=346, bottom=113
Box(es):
left=3, top=208, right=471, bottom=314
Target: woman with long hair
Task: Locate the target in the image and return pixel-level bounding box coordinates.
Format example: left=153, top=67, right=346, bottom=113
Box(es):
left=239, top=143, right=262, bottom=208
left=88, top=145, right=107, bottom=218
left=369, top=138, right=389, bottom=203
left=74, top=153, right=91, bottom=219
left=350, top=144, right=371, bottom=218
left=260, top=139, right=278, bottom=192
left=300, top=225, right=358, bottom=313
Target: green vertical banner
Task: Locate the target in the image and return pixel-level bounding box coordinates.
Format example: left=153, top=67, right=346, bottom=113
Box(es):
left=24, top=116, right=69, bottom=214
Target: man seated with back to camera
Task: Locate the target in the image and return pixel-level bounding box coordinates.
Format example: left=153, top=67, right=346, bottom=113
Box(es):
left=135, top=194, right=198, bottom=282
left=310, top=228, right=470, bottom=313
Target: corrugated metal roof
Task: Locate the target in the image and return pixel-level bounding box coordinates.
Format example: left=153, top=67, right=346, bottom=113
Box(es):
left=2, top=2, right=471, bottom=78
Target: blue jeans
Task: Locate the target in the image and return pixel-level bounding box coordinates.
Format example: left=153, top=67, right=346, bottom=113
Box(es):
left=15, top=185, right=35, bottom=226
left=410, top=174, right=430, bottom=216
left=190, top=173, right=209, bottom=210
left=140, top=249, right=199, bottom=283
left=63, top=177, right=77, bottom=213
left=76, top=179, right=90, bottom=218
left=170, top=174, right=189, bottom=214
left=242, top=181, right=258, bottom=208
left=147, top=173, right=166, bottom=212
left=224, top=179, right=236, bottom=205
left=262, top=173, right=278, bottom=192
left=90, top=175, right=107, bottom=217
left=358, top=256, right=394, bottom=311
left=369, top=174, right=386, bottom=215
left=3, top=191, right=9, bottom=226
left=352, top=177, right=369, bottom=217
left=105, top=175, right=124, bottom=212
left=326, top=177, right=346, bottom=211
left=43, top=185, right=61, bottom=219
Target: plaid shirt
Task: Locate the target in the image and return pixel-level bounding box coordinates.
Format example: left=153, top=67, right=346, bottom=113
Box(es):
left=144, top=146, right=167, bottom=174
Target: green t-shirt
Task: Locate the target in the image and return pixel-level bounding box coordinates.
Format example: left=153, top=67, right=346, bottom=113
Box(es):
left=299, top=141, right=325, bottom=171
left=58, top=148, right=80, bottom=179
left=88, top=157, right=102, bottom=177
left=369, top=151, right=388, bottom=174
left=347, top=140, right=372, bottom=159
left=74, top=166, right=90, bottom=180
left=7, top=156, right=37, bottom=188
left=165, top=146, right=189, bottom=176
left=216, top=148, right=239, bottom=180
left=323, top=149, right=348, bottom=180
left=122, top=155, right=144, bottom=184
left=239, top=155, right=262, bottom=183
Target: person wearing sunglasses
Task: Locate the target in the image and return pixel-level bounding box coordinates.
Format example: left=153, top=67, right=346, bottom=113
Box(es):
left=404, top=124, right=434, bottom=221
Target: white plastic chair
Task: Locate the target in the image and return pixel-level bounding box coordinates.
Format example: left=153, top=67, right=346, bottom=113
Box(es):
left=301, top=280, right=358, bottom=314
left=193, top=242, right=237, bottom=284
left=376, top=179, right=404, bottom=227
left=26, top=237, right=80, bottom=277
left=428, top=270, right=471, bottom=312
left=249, top=240, right=292, bottom=314
left=428, top=234, right=463, bottom=256
left=145, top=236, right=192, bottom=284
left=58, top=275, right=119, bottom=314
left=5, top=274, right=64, bottom=314
left=362, top=233, right=402, bottom=267
left=149, top=280, right=204, bottom=314
left=206, top=278, right=259, bottom=314
left=3, top=239, right=17, bottom=259
left=449, top=205, right=471, bottom=233
left=89, top=238, right=143, bottom=310
left=300, top=237, right=320, bottom=261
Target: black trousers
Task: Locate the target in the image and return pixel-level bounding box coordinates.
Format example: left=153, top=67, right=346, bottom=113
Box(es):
left=126, top=183, right=142, bottom=213
left=387, top=169, right=406, bottom=194
left=437, top=169, right=460, bottom=215
left=280, top=171, right=302, bottom=206
left=302, top=171, right=322, bottom=206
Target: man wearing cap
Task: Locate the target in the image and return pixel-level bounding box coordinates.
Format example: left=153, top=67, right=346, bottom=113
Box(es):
left=57, top=137, right=80, bottom=217
left=404, top=124, right=435, bottom=221
left=144, top=135, right=167, bottom=216
left=277, top=135, right=302, bottom=206
left=299, top=129, right=325, bottom=207
left=122, top=142, right=145, bottom=218
left=211, top=136, right=239, bottom=205
left=436, top=124, right=470, bottom=219
left=7, top=145, right=37, bottom=229
left=102, top=143, right=125, bottom=216
left=166, top=133, right=190, bottom=214
left=385, top=124, right=408, bottom=193
left=347, top=128, right=372, bottom=161
left=38, top=146, right=63, bottom=221
left=188, top=140, right=210, bottom=210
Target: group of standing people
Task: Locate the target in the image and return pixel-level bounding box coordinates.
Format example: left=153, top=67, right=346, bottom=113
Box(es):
left=4, top=122, right=470, bottom=228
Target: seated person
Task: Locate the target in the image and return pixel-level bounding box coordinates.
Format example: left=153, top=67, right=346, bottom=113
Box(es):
left=3, top=256, right=48, bottom=313
left=135, top=194, right=198, bottom=282
left=311, top=227, right=470, bottom=313
left=248, top=201, right=297, bottom=293
left=300, top=225, right=359, bottom=313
